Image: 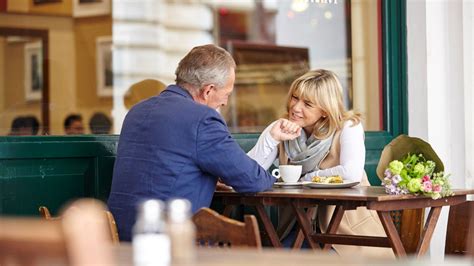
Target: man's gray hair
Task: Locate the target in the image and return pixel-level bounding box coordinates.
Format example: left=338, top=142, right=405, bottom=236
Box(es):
left=175, top=44, right=236, bottom=94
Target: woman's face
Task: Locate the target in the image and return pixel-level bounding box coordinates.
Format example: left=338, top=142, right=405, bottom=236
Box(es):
left=288, top=94, right=325, bottom=134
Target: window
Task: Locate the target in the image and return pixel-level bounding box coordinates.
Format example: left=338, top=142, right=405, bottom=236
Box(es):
left=0, top=0, right=392, bottom=136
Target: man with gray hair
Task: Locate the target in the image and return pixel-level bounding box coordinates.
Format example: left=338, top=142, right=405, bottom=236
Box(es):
left=108, top=44, right=277, bottom=241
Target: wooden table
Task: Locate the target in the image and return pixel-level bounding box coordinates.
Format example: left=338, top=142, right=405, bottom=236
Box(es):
left=214, top=186, right=474, bottom=258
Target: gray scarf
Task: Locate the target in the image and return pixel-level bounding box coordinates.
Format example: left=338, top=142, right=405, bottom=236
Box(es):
left=283, top=131, right=334, bottom=175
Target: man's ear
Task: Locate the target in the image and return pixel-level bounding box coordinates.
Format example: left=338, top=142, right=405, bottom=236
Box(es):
left=201, top=84, right=215, bottom=100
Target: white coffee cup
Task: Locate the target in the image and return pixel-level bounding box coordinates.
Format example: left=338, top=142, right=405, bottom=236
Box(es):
left=271, top=165, right=302, bottom=183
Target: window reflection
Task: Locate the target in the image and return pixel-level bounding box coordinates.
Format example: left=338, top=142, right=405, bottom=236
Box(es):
left=0, top=0, right=382, bottom=135
left=221, top=42, right=309, bottom=133
left=0, top=32, right=45, bottom=135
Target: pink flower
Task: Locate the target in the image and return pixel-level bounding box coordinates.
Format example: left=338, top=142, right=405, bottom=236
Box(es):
left=422, top=175, right=430, bottom=182
left=433, top=184, right=442, bottom=193
left=422, top=180, right=432, bottom=192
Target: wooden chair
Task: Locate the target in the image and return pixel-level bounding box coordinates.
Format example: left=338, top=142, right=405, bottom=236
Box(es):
left=1, top=199, right=114, bottom=266
left=38, top=206, right=54, bottom=220
left=445, top=201, right=474, bottom=256
left=38, top=205, right=120, bottom=244
left=192, top=207, right=262, bottom=249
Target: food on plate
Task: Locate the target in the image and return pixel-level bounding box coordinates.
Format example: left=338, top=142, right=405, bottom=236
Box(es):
left=311, top=175, right=343, bottom=184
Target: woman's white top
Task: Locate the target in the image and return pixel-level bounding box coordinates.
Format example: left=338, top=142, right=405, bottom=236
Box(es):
left=247, top=120, right=366, bottom=182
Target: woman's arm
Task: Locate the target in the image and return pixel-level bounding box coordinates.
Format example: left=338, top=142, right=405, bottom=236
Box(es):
left=247, top=121, right=280, bottom=170
left=304, top=121, right=365, bottom=182
left=248, top=119, right=302, bottom=170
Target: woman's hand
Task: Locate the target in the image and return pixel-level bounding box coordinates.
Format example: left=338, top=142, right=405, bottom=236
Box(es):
left=270, top=119, right=301, bottom=142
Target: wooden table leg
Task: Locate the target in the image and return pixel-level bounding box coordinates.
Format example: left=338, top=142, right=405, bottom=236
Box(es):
left=322, top=205, right=345, bottom=251
left=378, top=211, right=407, bottom=257
left=416, top=206, right=442, bottom=258
left=290, top=201, right=319, bottom=250
left=255, top=204, right=282, bottom=248
left=292, top=207, right=316, bottom=250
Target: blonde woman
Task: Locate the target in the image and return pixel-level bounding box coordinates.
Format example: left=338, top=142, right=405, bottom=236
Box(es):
left=248, top=69, right=394, bottom=258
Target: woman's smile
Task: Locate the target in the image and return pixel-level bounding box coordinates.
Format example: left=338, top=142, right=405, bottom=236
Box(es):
left=290, top=112, right=303, bottom=121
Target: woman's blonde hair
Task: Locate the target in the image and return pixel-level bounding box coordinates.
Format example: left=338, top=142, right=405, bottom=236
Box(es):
left=286, top=69, right=361, bottom=139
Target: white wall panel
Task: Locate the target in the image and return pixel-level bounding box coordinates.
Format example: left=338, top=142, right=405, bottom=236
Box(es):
left=407, top=0, right=469, bottom=260
left=163, top=30, right=213, bottom=52
left=164, top=4, right=213, bottom=30
left=114, top=48, right=164, bottom=75
left=114, top=22, right=165, bottom=47
left=114, top=0, right=163, bottom=22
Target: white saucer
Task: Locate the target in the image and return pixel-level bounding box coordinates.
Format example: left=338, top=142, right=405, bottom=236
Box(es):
left=273, top=181, right=310, bottom=187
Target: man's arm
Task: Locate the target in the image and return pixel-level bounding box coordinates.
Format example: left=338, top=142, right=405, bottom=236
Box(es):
left=196, top=111, right=276, bottom=193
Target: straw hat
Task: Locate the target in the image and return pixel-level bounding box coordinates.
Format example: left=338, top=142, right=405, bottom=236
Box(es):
left=124, top=79, right=166, bottom=109
left=376, top=134, right=444, bottom=180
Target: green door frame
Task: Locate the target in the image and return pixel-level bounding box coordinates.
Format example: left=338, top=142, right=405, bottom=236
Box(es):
left=382, top=0, right=408, bottom=136
left=363, top=0, right=408, bottom=184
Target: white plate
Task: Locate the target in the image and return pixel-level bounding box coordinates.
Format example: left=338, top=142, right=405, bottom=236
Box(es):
left=273, top=181, right=310, bottom=187
left=304, top=181, right=360, bottom=189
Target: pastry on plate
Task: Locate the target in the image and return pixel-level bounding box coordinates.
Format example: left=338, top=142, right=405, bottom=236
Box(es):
left=311, top=175, right=343, bottom=184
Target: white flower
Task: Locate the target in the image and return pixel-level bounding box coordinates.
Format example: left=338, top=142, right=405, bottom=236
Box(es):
left=384, top=169, right=392, bottom=178
left=392, top=175, right=402, bottom=184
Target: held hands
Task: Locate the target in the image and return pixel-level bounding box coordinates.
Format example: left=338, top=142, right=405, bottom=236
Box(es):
left=270, top=119, right=302, bottom=142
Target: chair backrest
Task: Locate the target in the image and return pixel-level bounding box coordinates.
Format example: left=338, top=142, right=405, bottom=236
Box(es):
left=38, top=206, right=52, bottom=219
left=1, top=199, right=114, bottom=266
left=445, top=201, right=474, bottom=256
left=192, top=207, right=261, bottom=249
left=38, top=205, right=120, bottom=244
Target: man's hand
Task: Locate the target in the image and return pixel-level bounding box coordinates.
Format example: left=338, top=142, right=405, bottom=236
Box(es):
left=216, top=180, right=233, bottom=191
left=270, top=119, right=302, bottom=142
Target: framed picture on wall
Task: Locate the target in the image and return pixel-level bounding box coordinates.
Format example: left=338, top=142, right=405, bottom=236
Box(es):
left=24, top=41, right=43, bottom=101
left=73, top=0, right=111, bottom=17
left=96, top=36, right=113, bottom=97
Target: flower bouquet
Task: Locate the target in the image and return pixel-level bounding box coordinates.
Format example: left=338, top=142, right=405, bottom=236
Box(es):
left=382, top=153, right=453, bottom=199
left=376, top=134, right=454, bottom=200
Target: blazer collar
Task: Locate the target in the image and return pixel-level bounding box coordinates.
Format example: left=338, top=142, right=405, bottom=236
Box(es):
left=165, top=85, right=194, bottom=100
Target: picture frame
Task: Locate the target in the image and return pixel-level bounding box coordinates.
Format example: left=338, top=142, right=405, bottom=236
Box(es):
left=73, top=0, right=111, bottom=17
left=24, top=41, right=43, bottom=101
left=96, top=36, right=113, bottom=97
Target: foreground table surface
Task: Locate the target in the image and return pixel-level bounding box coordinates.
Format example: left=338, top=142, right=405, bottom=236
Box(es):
left=114, top=244, right=473, bottom=266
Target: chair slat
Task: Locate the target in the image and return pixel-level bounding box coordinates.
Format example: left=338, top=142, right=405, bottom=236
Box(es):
left=193, top=208, right=261, bottom=249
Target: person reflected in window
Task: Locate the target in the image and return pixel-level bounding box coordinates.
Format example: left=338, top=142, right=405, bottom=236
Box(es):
left=107, top=44, right=281, bottom=242
left=247, top=69, right=394, bottom=258
left=8, top=116, right=40, bottom=136
left=89, top=112, right=112, bottom=134
left=64, top=114, right=84, bottom=135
